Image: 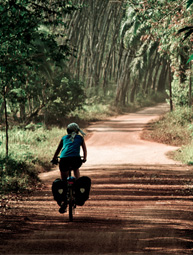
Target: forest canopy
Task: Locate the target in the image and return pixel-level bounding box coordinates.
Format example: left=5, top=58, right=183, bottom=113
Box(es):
left=0, top=0, right=84, bottom=126
left=64, top=0, right=193, bottom=107
left=0, top=0, right=192, bottom=155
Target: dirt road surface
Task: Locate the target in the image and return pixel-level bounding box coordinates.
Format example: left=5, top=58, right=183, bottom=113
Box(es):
left=1, top=103, right=193, bottom=255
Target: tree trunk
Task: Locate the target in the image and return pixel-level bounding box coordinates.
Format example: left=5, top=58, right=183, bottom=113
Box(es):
left=189, top=62, right=192, bottom=107
left=168, top=62, right=173, bottom=111
left=115, top=52, right=131, bottom=104
left=0, top=101, right=5, bottom=122
left=66, top=0, right=125, bottom=95
left=20, top=103, right=26, bottom=122
left=3, top=86, right=9, bottom=157
left=152, top=57, right=160, bottom=91
left=157, top=59, right=167, bottom=92
left=130, top=82, right=137, bottom=103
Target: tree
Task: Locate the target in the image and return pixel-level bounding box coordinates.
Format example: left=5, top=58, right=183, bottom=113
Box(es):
left=178, top=0, right=193, bottom=64
left=64, top=0, right=125, bottom=96
left=0, top=0, right=78, bottom=156
left=116, top=0, right=193, bottom=107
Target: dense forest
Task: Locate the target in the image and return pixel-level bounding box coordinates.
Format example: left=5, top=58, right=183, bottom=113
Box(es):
left=64, top=0, right=193, bottom=107
left=0, top=0, right=193, bottom=158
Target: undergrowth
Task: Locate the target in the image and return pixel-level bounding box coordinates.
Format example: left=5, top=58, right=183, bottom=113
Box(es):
left=0, top=126, right=67, bottom=193
left=141, top=106, right=193, bottom=165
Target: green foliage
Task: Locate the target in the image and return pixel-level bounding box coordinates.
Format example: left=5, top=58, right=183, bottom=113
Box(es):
left=166, top=73, right=191, bottom=106
left=0, top=0, right=84, bottom=156
left=9, top=88, right=27, bottom=104
left=187, top=0, right=193, bottom=9
left=143, top=106, right=193, bottom=147
left=180, top=122, right=193, bottom=164
left=0, top=156, right=39, bottom=193
left=187, top=54, right=193, bottom=63
left=71, top=104, right=114, bottom=122
left=136, top=92, right=167, bottom=107
left=173, top=143, right=193, bottom=165
left=0, top=125, right=66, bottom=192
left=166, top=106, right=193, bottom=126
left=120, top=0, right=192, bottom=106
left=44, top=76, right=85, bottom=124
left=0, top=0, right=79, bottom=111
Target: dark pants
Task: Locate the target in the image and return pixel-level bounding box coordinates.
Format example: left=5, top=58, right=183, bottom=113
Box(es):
left=59, top=156, right=82, bottom=172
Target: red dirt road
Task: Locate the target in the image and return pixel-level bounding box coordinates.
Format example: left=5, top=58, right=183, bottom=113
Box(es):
left=1, top=103, right=193, bottom=255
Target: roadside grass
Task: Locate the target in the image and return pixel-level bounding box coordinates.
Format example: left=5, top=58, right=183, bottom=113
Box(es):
left=0, top=126, right=66, bottom=193
left=141, top=106, right=193, bottom=165
left=69, top=103, right=117, bottom=121
left=173, top=143, right=193, bottom=165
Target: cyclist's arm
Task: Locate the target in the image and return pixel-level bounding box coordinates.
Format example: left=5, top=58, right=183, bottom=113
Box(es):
left=82, top=139, right=87, bottom=162
left=53, top=140, right=63, bottom=159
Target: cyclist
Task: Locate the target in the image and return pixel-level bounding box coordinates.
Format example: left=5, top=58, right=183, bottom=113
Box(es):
left=51, top=123, right=87, bottom=180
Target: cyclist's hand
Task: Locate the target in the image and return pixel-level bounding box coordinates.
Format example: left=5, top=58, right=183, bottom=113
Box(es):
left=82, top=159, right=86, bottom=163
left=51, top=158, right=58, bottom=165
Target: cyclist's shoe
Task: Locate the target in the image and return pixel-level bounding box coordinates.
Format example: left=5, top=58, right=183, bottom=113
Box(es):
left=59, top=202, right=67, bottom=214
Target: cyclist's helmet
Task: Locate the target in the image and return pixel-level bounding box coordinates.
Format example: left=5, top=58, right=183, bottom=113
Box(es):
left=67, top=123, right=86, bottom=141
left=67, top=123, right=80, bottom=134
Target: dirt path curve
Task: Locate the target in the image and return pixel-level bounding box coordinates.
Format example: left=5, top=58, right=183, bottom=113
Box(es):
left=85, top=103, right=179, bottom=166
left=1, top=103, right=193, bottom=255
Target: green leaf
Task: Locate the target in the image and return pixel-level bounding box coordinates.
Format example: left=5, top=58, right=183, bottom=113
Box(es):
left=187, top=54, right=193, bottom=63
left=187, top=0, right=193, bottom=8
left=133, top=21, right=140, bottom=35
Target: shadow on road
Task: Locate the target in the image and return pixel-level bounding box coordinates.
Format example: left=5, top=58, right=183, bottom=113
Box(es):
left=1, top=164, right=193, bottom=254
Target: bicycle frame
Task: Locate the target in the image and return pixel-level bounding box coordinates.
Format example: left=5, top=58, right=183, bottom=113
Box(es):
left=67, top=169, right=76, bottom=222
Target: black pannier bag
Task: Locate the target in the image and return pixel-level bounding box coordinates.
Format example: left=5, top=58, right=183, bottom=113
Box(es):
left=74, top=176, right=91, bottom=206
left=52, top=178, right=67, bottom=206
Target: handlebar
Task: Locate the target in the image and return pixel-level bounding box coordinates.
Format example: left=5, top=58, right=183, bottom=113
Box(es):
left=51, top=158, right=59, bottom=165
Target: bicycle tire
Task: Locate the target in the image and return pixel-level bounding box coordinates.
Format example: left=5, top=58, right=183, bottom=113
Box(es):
left=69, top=187, right=73, bottom=222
